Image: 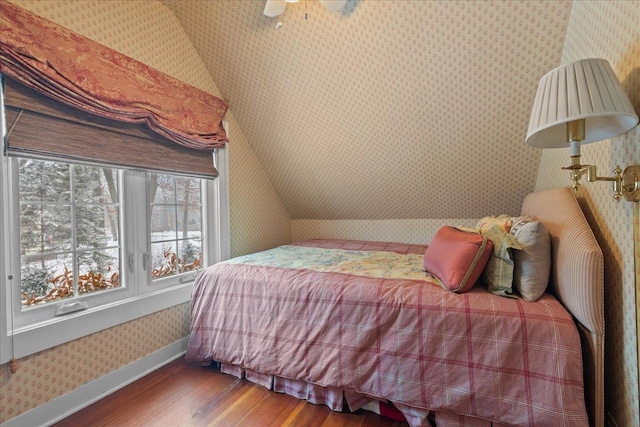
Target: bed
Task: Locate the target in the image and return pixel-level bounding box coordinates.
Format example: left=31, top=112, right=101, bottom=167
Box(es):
left=185, top=187, right=603, bottom=427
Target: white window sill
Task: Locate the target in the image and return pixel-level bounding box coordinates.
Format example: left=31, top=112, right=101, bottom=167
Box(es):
left=0, top=282, right=193, bottom=364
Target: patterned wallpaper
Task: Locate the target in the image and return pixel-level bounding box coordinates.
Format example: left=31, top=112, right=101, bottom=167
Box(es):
left=292, top=217, right=478, bottom=245
left=0, top=0, right=290, bottom=423
left=227, top=111, right=292, bottom=256
left=164, top=0, right=572, bottom=220
left=534, top=2, right=640, bottom=426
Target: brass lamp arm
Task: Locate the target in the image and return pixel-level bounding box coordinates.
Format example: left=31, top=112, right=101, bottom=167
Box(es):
left=571, top=164, right=640, bottom=203
left=562, top=160, right=640, bottom=202
left=586, top=165, right=623, bottom=202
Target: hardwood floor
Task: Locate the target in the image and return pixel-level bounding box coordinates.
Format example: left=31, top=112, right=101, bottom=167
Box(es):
left=52, top=358, right=409, bottom=427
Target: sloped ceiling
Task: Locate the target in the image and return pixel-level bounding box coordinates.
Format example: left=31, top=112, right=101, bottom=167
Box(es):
left=163, top=0, right=572, bottom=220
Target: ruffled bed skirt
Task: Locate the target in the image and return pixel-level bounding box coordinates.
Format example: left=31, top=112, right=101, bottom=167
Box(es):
left=210, top=362, right=507, bottom=427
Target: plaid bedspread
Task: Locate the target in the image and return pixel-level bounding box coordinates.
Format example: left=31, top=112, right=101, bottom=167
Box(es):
left=185, top=240, right=588, bottom=426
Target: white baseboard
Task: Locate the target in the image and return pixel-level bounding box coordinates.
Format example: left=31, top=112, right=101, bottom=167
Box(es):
left=2, top=337, right=189, bottom=427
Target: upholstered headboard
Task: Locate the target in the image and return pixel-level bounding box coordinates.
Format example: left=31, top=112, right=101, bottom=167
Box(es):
left=521, top=187, right=604, bottom=427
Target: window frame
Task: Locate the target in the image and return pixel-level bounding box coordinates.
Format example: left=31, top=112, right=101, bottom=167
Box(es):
left=0, top=111, right=230, bottom=364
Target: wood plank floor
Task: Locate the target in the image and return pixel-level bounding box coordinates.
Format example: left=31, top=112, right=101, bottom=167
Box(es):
left=52, top=358, right=409, bottom=427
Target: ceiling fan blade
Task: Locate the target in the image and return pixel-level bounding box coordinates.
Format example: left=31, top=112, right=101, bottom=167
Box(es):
left=318, top=0, right=347, bottom=12
left=264, top=0, right=287, bottom=17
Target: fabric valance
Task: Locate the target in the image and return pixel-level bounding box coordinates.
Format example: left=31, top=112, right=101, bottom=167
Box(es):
left=0, top=0, right=228, bottom=150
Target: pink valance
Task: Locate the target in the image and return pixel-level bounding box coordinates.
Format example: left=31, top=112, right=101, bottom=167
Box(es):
left=0, top=0, right=228, bottom=150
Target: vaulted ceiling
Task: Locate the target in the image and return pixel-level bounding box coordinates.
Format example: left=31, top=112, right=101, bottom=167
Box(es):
left=163, top=0, right=572, bottom=220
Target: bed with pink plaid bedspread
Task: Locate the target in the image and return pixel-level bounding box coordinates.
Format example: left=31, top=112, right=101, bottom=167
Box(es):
left=185, top=239, right=588, bottom=426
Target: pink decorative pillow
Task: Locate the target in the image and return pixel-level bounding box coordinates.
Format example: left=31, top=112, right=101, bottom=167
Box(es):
left=424, top=226, right=494, bottom=293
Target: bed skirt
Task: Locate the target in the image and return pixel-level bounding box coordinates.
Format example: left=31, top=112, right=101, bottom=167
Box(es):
left=212, top=361, right=508, bottom=427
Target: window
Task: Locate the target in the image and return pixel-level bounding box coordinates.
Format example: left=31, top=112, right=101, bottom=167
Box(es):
left=149, top=174, right=202, bottom=281
left=18, top=160, right=121, bottom=308
left=0, top=150, right=230, bottom=364
left=0, top=76, right=230, bottom=365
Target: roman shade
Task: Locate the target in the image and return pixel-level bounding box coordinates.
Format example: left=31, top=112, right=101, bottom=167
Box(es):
left=0, top=0, right=228, bottom=177
left=3, top=77, right=219, bottom=178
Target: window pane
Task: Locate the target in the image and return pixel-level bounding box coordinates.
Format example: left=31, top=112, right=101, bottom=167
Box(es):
left=150, top=174, right=175, bottom=204
left=19, top=159, right=70, bottom=202
left=176, top=207, right=202, bottom=240
left=76, top=206, right=119, bottom=249
left=178, top=239, right=201, bottom=273
left=151, top=242, right=178, bottom=279
left=150, top=206, right=176, bottom=242
left=75, top=166, right=119, bottom=205
left=21, top=254, right=74, bottom=306
left=176, top=176, right=201, bottom=205
left=77, top=248, right=121, bottom=295
left=20, top=204, right=72, bottom=255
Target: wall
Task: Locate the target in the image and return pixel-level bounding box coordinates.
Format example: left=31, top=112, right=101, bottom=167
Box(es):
left=165, top=0, right=572, bottom=223
left=293, top=218, right=479, bottom=245
left=534, top=2, right=640, bottom=426
left=228, top=114, right=291, bottom=256
left=0, top=0, right=290, bottom=424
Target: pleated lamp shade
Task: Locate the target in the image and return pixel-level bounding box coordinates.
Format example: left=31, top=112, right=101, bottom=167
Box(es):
left=526, top=58, right=638, bottom=148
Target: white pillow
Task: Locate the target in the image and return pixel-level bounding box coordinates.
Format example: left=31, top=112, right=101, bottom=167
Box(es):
left=510, top=217, right=551, bottom=302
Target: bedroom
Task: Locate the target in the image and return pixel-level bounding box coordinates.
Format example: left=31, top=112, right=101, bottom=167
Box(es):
left=0, top=0, right=638, bottom=426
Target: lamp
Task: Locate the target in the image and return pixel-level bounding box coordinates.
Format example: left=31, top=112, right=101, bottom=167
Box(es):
left=526, top=58, right=640, bottom=202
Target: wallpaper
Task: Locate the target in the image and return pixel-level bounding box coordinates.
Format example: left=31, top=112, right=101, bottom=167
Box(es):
left=164, top=0, right=572, bottom=221
left=0, top=0, right=290, bottom=423
left=227, top=111, right=292, bottom=256
left=534, top=1, right=640, bottom=426
left=293, top=217, right=478, bottom=245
